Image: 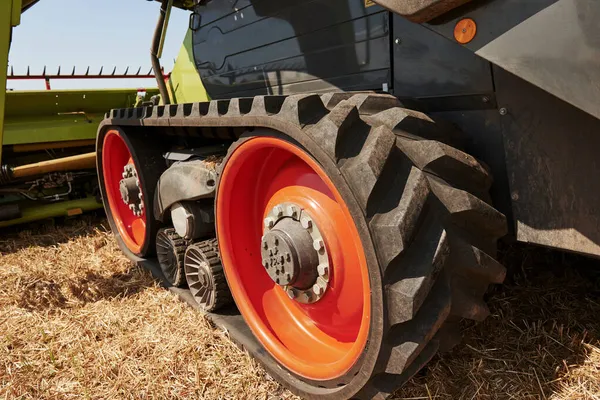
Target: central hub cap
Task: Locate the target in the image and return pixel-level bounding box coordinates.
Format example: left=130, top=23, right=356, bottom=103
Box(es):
left=119, top=164, right=144, bottom=216
left=261, top=203, right=331, bottom=304
left=261, top=218, right=318, bottom=288
left=120, top=177, right=140, bottom=205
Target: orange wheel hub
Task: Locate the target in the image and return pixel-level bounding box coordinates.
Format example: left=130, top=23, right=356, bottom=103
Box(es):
left=216, top=136, right=371, bottom=381
left=102, top=129, right=147, bottom=254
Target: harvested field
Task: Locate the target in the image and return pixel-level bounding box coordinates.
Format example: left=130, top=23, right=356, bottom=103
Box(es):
left=1, top=216, right=599, bottom=399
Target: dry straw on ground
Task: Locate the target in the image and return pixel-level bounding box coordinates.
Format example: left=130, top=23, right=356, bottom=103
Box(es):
left=1, top=216, right=599, bottom=399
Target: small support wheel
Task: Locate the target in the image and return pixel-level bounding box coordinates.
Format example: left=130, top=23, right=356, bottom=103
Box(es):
left=156, top=228, right=187, bottom=287
left=184, top=239, right=232, bottom=312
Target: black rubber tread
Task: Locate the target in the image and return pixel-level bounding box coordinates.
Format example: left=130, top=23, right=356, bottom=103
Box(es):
left=155, top=227, right=187, bottom=287
left=99, top=93, right=507, bottom=400
left=184, top=238, right=233, bottom=312
left=96, top=127, right=167, bottom=258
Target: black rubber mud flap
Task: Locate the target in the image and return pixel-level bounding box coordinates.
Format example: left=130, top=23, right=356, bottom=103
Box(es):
left=100, top=93, right=507, bottom=399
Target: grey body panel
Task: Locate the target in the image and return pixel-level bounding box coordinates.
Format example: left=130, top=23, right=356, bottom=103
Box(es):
left=424, top=0, right=600, bottom=120
left=495, top=67, right=600, bottom=256
left=393, top=15, right=493, bottom=99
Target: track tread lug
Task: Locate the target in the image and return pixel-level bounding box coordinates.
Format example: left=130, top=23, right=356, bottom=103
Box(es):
left=381, top=272, right=450, bottom=374
left=396, top=137, right=492, bottom=193
left=278, top=94, right=328, bottom=126
left=435, top=318, right=462, bottom=353
left=227, top=97, right=253, bottom=115
left=305, top=101, right=363, bottom=161
left=449, top=238, right=507, bottom=284
left=370, top=167, right=430, bottom=269
left=353, top=341, right=439, bottom=400
left=322, top=93, right=402, bottom=115
left=341, top=125, right=396, bottom=210
left=426, top=174, right=507, bottom=239
left=450, top=282, right=491, bottom=321
left=365, top=107, right=459, bottom=144
left=386, top=231, right=449, bottom=326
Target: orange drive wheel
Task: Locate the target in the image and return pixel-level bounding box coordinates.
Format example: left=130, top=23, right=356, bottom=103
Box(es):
left=98, top=128, right=165, bottom=257
left=216, top=134, right=371, bottom=381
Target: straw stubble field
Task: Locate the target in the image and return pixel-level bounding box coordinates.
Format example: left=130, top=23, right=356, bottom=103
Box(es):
left=1, top=216, right=599, bottom=399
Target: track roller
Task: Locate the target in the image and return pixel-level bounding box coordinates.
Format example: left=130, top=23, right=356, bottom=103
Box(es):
left=156, top=227, right=187, bottom=287
left=184, top=239, right=232, bottom=312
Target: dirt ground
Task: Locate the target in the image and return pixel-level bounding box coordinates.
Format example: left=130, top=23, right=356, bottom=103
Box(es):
left=1, top=215, right=599, bottom=399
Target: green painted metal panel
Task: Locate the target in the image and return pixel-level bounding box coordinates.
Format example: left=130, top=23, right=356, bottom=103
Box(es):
left=5, top=88, right=155, bottom=117
left=3, top=88, right=158, bottom=145
left=168, top=29, right=210, bottom=104
left=0, top=196, right=102, bottom=228
left=3, top=114, right=102, bottom=145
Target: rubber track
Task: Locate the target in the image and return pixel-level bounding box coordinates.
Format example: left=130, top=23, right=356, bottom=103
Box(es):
left=155, top=227, right=187, bottom=287
left=100, top=93, right=507, bottom=399
left=185, top=238, right=233, bottom=312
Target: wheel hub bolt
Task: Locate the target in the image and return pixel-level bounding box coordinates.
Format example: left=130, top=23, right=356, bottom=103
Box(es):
left=313, top=239, right=324, bottom=252
left=273, top=205, right=284, bottom=218
left=287, top=205, right=299, bottom=218
left=300, top=217, right=312, bottom=229
left=264, top=217, right=275, bottom=229
left=317, top=263, right=329, bottom=277
left=313, top=284, right=324, bottom=296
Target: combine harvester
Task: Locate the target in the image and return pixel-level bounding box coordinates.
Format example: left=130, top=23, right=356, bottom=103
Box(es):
left=4, top=0, right=600, bottom=399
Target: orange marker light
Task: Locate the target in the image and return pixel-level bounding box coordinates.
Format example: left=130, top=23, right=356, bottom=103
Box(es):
left=454, top=18, right=477, bottom=44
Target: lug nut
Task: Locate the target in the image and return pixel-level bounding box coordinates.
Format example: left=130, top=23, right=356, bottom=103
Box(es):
left=317, top=263, right=329, bottom=277
left=313, top=284, right=324, bottom=296
left=273, top=205, right=284, bottom=218
left=301, top=217, right=312, bottom=229
left=264, top=217, right=275, bottom=229
left=287, top=205, right=299, bottom=218
left=313, top=239, right=324, bottom=251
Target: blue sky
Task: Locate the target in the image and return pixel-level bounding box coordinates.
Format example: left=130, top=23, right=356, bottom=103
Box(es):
left=7, top=0, right=190, bottom=90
